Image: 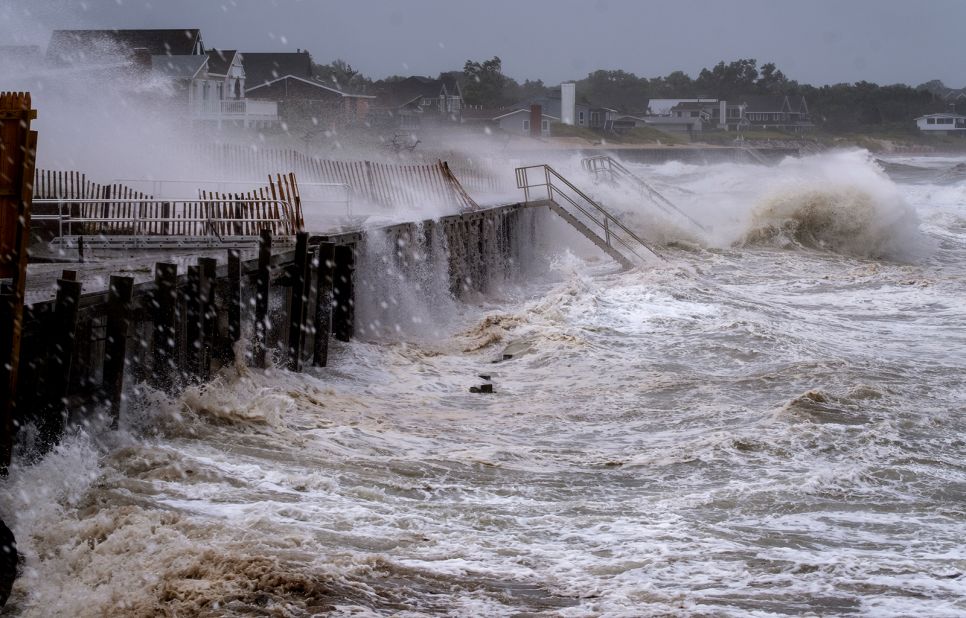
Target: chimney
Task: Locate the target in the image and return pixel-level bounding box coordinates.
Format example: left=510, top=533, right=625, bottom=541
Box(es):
left=530, top=104, right=541, bottom=137
left=130, top=48, right=151, bottom=74
left=561, top=82, right=576, bottom=125
left=719, top=100, right=727, bottom=129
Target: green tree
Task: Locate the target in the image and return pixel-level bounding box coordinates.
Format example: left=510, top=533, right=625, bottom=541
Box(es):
left=462, top=56, right=509, bottom=107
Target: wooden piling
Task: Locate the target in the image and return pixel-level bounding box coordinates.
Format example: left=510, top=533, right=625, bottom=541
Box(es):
left=313, top=242, right=335, bottom=367
left=227, top=249, right=241, bottom=349
left=39, top=276, right=81, bottom=447
left=103, top=275, right=133, bottom=430
left=332, top=244, right=355, bottom=342
left=152, top=263, right=177, bottom=389
left=287, top=232, right=310, bottom=372
left=185, top=265, right=202, bottom=379
left=0, top=91, right=38, bottom=473
left=198, top=257, right=217, bottom=380
left=253, top=229, right=272, bottom=368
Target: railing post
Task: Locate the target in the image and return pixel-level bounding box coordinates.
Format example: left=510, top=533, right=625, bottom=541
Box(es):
left=103, top=275, right=133, bottom=430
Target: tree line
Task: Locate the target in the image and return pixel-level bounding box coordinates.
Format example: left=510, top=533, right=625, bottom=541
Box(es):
left=310, top=55, right=951, bottom=132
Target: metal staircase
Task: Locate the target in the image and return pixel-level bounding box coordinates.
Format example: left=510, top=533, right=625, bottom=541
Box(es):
left=580, top=155, right=707, bottom=232
left=515, top=164, right=663, bottom=269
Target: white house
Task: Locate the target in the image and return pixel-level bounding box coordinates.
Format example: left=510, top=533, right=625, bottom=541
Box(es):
left=915, top=113, right=966, bottom=134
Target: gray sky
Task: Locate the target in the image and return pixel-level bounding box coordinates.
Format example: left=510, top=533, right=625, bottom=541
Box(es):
left=5, top=0, right=964, bottom=87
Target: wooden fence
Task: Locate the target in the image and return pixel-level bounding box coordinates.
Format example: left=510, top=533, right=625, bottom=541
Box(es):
left=32, top=171, right=303, bottom=238
left=191, top=144, right=487, bottom=209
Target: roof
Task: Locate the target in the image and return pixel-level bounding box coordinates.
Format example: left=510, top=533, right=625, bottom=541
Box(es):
left=242, top=52, right=312, bottom=87
left=646, top=98, right=717, bottom=115
left=47, top=29, right=204, bottom=65
left=378, top=76, right=446, bottom=107
left=735, top=95, right=788, bottom=112
left=492, top=108, right=560, bottom=121
left=916, top=113, right=966, bottom=120
left=245, top=74, right=375, bottom=98
left=150, top=54, right=207, bottom=80
left=206, top=49, right=237, bottom=76
left=670, top=101, right=715, bottom=111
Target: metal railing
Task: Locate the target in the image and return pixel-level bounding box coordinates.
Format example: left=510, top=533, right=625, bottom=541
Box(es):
left=580, top=155, right=707, bottom=232
left=33, top=197, right=298, bottom=246
left=515, top=164, right=662, bottom=267
left=111, top=178, right=353, bottom=217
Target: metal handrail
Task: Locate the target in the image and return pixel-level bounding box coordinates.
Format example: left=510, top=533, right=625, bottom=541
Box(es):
left=515, top=164, right=662, bottom=263
left=580, top=155, right=707, bottom=231
left=33, top=197, right=296, bottom=239
left=110, top=178, right=354, bottom=217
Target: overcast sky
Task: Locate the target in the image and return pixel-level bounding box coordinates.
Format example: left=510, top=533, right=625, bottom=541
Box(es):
left=5, top=0, right=964, bottom=88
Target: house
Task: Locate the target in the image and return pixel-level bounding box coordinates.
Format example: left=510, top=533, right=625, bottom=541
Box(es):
left=716, top=95, right=812, bottom=132
left=514, top=95, right=591, bottom=128
left=149, top=52, right=277, bottom=129
left=372, top=76, right=464, bottom=129
left=461, top=107, right=558, bottom=136
left=646, top=99, right=717, bottom=116
left=240, top=51, right=372, bottom=128
left=915, top=113, right=966, bottom=134
left=43, top=29, right=276, bottom=128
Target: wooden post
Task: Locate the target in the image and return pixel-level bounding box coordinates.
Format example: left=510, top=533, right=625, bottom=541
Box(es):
left=332, top=243, right=355, bottom=342
left=39, top=277, right=81, bottom=448
left=185, top=265, right=202, bottom=379
left=198, top=257, right=217, bottom=380
left=103, top=275, right=133, bottom=430
left=312, top=242, right=335, bottom=367
left=152, top=263, right=177, bottom=389
left=253, top=229, right=272, bottom=368
left=227, top=249, right=241, bottom=350
left=0, top=91, right=37, bottom=473
left=287, top=232, right=310, bottom=372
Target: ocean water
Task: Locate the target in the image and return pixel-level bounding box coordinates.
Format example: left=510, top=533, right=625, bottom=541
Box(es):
left=2, top=149, right=965, bottom=616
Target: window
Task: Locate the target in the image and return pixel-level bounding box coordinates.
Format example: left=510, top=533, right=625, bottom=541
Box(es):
left=541, top=119, right=549, bottom=132
left=928, top=118, right=936, bottom=124
left=522, top=119, right=530, bottom=132
left=578, top=111, right=585, bottom=125
left=590, top=111, right=600, bottom=125
left=690, top=111, right=699, bottom=118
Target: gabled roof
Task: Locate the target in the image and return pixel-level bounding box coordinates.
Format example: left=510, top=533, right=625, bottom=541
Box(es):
left=206, top=49, right=238, bottom=76
left=245, top=74, right=375, bottom=98
left=241, top=52, right=312, bottom=87
left=915, top=112, right=966, bottom=120
left=47, top=29, right=204, bottom=65
left=380, top=75, right=455, bottom=107
left=670, top=101, right=715, bottom=111
left=150, top=54, right=207, bottom=80
left=492, top=108, right=560, bottom=121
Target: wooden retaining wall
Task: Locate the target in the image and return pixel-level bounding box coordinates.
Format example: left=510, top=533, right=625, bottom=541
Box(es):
left=8, top=203, right=535, bottom=462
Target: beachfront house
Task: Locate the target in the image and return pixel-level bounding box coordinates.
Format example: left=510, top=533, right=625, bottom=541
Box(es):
left=371, top=76, right=464, bottom=129
left=915, top=113, right=966, bottom=134
left=460, top=107, right=558, bottom=136
left=711, top=95, right=812, bottom=132
left=45, top=29, right=278, bottom=128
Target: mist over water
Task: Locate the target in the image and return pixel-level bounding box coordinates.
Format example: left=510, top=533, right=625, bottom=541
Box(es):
left=2, top=145, right=965, bottom=615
